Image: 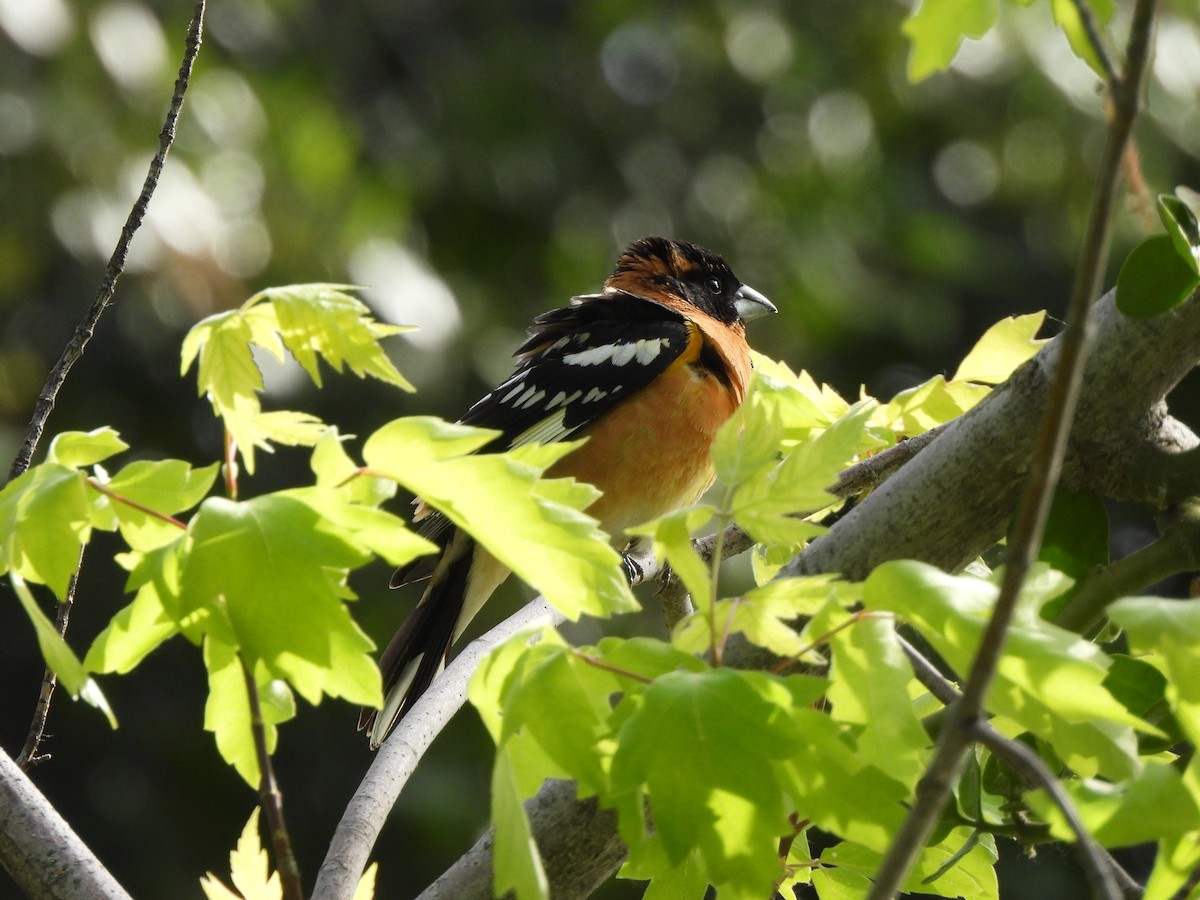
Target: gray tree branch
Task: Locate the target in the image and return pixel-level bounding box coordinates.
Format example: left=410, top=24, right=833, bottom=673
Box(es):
left=0, top=748, right=131, bottom=900
left=416, top=281, right=1200, bottom=900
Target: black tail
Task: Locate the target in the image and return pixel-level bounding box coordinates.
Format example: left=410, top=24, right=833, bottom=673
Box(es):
left=359, top=531, right=473, bottom=748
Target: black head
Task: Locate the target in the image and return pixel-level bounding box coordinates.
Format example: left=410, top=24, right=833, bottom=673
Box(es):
left=606, top=236, right=775, bottom=325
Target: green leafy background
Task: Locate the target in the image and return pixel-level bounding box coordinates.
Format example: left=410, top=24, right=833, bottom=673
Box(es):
left=1, top=1, right=1199, bottom=897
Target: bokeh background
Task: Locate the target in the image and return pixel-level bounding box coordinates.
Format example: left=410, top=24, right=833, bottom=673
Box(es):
left=1, top=0, right=1199, bottom=897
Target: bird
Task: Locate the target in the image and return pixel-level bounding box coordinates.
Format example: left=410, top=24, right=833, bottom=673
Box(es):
left=361, top=235, right=776, bottom=747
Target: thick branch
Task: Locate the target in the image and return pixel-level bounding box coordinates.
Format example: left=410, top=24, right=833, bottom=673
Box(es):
left=0, top=749, right=132, bottom=900
left=313, top=600, right=564, bottom=900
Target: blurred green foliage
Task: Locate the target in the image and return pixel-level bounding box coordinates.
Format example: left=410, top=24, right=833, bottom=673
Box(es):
left=0, top=1, right=1198, bottom=897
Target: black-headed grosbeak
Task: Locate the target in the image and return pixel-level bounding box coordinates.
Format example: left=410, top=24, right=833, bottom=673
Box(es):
left=362, top=236, right=775, bottom=747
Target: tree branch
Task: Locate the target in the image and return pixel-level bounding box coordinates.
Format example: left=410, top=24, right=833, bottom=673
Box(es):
left=6, top=0, right=205, bottom=483
left=313, top=599, right=564, bottom=900
left=15, top=549, right=83, bottom=771
left=239, top=655, right=303, bottom=900
left=865, top=2, right=1158, bottom=893
left=0, top=748, right=132, bottom=900
left=1055, top=499, right=1200, bottom=632
left=898, top=636, right=1134, bottom=898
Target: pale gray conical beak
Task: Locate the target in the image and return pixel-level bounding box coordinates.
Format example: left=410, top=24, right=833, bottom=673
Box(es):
left=734, top=284, right=777, bottom=322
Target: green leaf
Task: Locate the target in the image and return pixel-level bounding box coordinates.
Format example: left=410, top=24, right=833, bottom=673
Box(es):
left=712, top=388, right=785, bottom=487
left=0, top=463, right=92, bottom=597
left=1028, top=763, right=1200, bottom=848
left=776, top=707, right=911, bottom=853
left=1109, top=597, right=1200, bottom=750
left=12, top=572, right=116, bottom=727
left=261, top=284, right=413, bottom=389
left=97, top=459, right=218, bottom=550
left=491, top=749, right=550, bottom=900
left=673, top=575, right=845, bottom=661
left=828, top=617, right=930, bottom=786
left=1116, top=234, right=1200, bottom=319
left=199, top=808, right=284, bottom=900
left=47, top=427, right=129, bottom=467
left=83, top=571, right=180, bottom=675
left=866, top=561, right=1151, bottom=780
left=181, top=284, right=410, bottom=474
left=179, top=495, right=381, bottom=707
left=749, top=354, right=852, bottom=441
left=1158, top=194, right=1200, bottom=275
left=1143, top=831, right=1200, bottom=900
left=611, top=669, right=801, bottom=888
left=821, top=828, right=998, bottom=899
left=879, top=375, right=984, bottom=435
left=1038, top=487, right=1108, bottom=582
left=202, top=638, right=297, bottom=786
left=902, top=0, right=998, bottom=82
left=951, top=312, right=1048, bottom=384
left=1050, top=0, right=1116, bottom=79
left=502, top=640, right=621, bottom=796
left=732, top=400, right=880, bottom=545
left=364, top=417, right=637, bottom=620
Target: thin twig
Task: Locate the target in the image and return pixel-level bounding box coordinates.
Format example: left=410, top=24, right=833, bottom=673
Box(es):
left=6, top=0, right=206, bottom=483
left=898, top=637, right=1135, bottom=898
left=85, top=477, right=188, bottom=529
left=1070, top=0, right=1120, bottom=89
left=239, top=654, right=303, bottom=900
left=866, top=4, right=1158, bottom=897
left=1168, top=858, right=1200, bottom=900
left=15, top=549, right=84, bottom=771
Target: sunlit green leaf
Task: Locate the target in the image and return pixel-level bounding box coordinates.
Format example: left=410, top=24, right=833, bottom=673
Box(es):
left=828, top=616, right=930, bottom=786
left=1050, top=0, right=1116, bottom=79
left=83, top=569, right=180, bottom=675
left=902, top=0, right=998, bottom=82
left=732, top=401, right=879, bottom=545
left=491, top=750, right=550, bottom=900
left=202, top=637, right=297, bottom=786
left=611, top=669, right=800, bottom=889
left=0, top=463, right=91, bottom=597
left=867, top=561, right=1152, bottom=780
left=47, top=427, right=129, bottom=467
left=628, top=505, right=715, bottom=610
left=199, top=808, right=284, bottom=900
left=12, top=572, right=116, bottom=727
left=96, top=459, right=218, bottom=550
left=364, top=416, right=636, bottom=620
left=261, top=284, right=412, bottom=388
left=951, top=312, right=1048, bottom=384
left=1028, top=763, right=1200, bottom=848
left=179, top=495, right=380, bottom=707
left=1109, top=597, right=1200, bottom=750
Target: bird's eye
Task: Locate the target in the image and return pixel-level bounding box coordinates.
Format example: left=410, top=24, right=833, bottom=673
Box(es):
left=706, top=276, right=723, bottom=295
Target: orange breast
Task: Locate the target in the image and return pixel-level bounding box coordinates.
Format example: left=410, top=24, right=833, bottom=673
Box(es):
left=549, top=357, right=740, bottom=538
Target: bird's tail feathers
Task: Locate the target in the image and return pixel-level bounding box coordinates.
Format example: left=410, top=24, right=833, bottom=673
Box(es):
left=360, top=536, right=473, bottom=748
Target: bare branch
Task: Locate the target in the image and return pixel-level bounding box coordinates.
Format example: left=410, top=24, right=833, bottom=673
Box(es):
left=16, top=550, right=83, bottom=770
left=6, top=0, right=206, bottom=483
left=313, top=599, right=564, bottom=900
left=0, top=748, right=132, bottom=900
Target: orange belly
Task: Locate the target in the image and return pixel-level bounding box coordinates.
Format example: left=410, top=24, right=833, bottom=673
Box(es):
left=548, top=361, right=739, bottom=538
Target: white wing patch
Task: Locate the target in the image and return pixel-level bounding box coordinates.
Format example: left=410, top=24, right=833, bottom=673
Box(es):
left=562, top=337, right=669, bottom=368
left=509, top=409, right=574, bottom=448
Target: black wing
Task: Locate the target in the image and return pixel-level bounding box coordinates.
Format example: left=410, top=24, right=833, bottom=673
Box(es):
left=393, top=292, right=691, bottom=584
left=461, top=291, right=690, bottom=449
